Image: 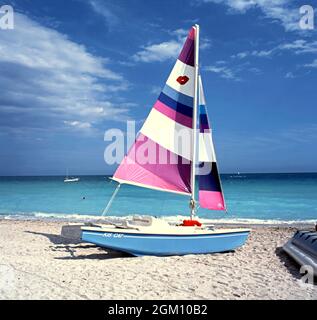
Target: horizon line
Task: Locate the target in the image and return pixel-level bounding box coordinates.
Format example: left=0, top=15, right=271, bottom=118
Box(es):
left=1, top=171, right=317, bottom=177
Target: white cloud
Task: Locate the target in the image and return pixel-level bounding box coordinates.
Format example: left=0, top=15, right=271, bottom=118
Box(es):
left=232, top=48, right=274, bottom=59
left=231, top=38, right=317, bottom=73
left=87, top=0, right=119, bottom=28
left=150, top=85, right=162, bottom=95
left=304, top=59, right=317, bottom=68
left=204, top=65, right=239, bottom=80
left=278, top=40, right=317, bottom=54
left=249, top=67, right=262, bottom=74
left=215, top=60, right=227, bottom=65
left=232, top=40, right=317, bottom=60
left=133, top=28, right=211, bottom=63
left=0, top=16, right=121, bottom=81
left=200, top=38, right=212, bottom=50
left=234, top=52, right=248, bottom=59
left=204, top=60, right=262, bottom=80
left=0, top=13, right=131, bottom=133
left=64, top=121, right=92, bottom=130
left=200, top=0, right=301, bottom=31
left=285, top=71, right=295, bottom=78
left=132, top=40, right=183, bottom=63
left=171, top=28, right=189, bottom=38
left=208, top=0, right=256, bottom=12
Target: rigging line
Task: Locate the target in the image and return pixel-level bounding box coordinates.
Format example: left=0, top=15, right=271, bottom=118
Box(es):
left=101, top=183, right=121, bottom=216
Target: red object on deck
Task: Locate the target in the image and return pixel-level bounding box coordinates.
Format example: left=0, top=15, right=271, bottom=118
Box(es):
left=182, top=220, right=202, bottom=227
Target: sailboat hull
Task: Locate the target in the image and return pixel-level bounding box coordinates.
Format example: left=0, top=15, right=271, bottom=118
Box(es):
left=81, top=227, right=250, bottom=256
left=64, top=178, right=80, bottom=183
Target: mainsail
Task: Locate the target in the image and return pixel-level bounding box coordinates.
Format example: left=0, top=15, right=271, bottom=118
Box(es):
left=198, top=76, right=226, bottom=210
left=112, top=27, right=198, bottom=195
left=111, top=25, right=225, bottom=212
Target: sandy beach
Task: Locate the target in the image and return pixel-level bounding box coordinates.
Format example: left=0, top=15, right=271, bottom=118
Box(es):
left=0, top=219, right=316, bottom=300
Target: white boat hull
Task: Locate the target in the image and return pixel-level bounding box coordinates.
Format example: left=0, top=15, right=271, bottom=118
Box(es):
left=64, top=178, right=80, bottom=183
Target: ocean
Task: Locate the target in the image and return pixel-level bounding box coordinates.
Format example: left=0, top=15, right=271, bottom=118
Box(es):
left=0, top=173, right=316, bottom=224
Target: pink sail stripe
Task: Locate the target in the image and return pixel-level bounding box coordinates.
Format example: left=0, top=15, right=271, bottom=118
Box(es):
left=187, top=27, right=195, bottom=40
left=114, top=134, right=191, bottom=194
left=153, top=100, right=192, bottom=128
left=178, top=27, right=195, bottom=67
left=199, top=190, right=226, bottom=211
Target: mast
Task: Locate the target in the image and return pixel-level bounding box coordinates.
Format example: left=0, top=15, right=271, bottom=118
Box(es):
left=190, top=24, right=200, bottom=220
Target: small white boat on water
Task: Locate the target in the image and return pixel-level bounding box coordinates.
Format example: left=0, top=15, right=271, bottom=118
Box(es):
left=81, top=25, right=250, bottom=256
left=230, top=172, right=246, bottom=178
left=64, top=169, right=79, bottom=183
left=64, top=177, right=80, bottom=183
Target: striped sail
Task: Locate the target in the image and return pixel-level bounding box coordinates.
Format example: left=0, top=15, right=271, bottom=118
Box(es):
left=112, top=27, right=197, bottom=195
left=198, top=76, right=226, bottom=210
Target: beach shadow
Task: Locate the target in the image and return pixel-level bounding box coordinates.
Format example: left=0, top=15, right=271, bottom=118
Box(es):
left=25, top=230, right=81, bottom=245
left=275, top=246, right=302, bottom=280
left=276, top=246, right=317, bottom=286
left=55, top=249, right=132, bottom=260
left=25, top=230, right=132, bottom=260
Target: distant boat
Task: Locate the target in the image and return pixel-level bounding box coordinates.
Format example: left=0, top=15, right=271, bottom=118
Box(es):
left=64, top=177, right=79, bottom=183
left=81, top=25, right=250, bottom=256
left=230, top=171, right=246, bottom=178
left=64, top=169, right=79, bottom=183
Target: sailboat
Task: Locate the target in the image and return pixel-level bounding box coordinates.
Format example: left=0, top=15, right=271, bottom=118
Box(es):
left=64, top=169, right=80, bottom=183
left=81, top=25, right=250, bottom=256
left=230, top=171, right=246, bottom=178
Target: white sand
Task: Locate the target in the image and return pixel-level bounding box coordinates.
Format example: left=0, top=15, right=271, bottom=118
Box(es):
left=0, top=219, right=316, bottom=300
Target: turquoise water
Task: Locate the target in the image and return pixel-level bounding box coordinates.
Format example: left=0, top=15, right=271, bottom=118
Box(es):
left=0, top=173, right=316, bottom=223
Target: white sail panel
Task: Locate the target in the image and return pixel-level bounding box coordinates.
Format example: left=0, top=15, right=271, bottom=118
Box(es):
left=166, top=59, right=195, bottom=97
left=140, top=108, right=193, bottom=161
left=199, top=132, right=216, bottom=162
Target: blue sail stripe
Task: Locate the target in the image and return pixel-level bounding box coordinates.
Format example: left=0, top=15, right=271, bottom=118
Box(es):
left=199, top=162, right=222, bottom=192
left=158, top=92, right=193, bottom=118
left=200, top=114, right=209, bottom=125
left=199, top=105, right=207, bottom=114
left=162, top=84, right=193, bottom=108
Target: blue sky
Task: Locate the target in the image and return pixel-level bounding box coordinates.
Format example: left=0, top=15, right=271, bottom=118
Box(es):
left=0, top=0, right=316, bottom=175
